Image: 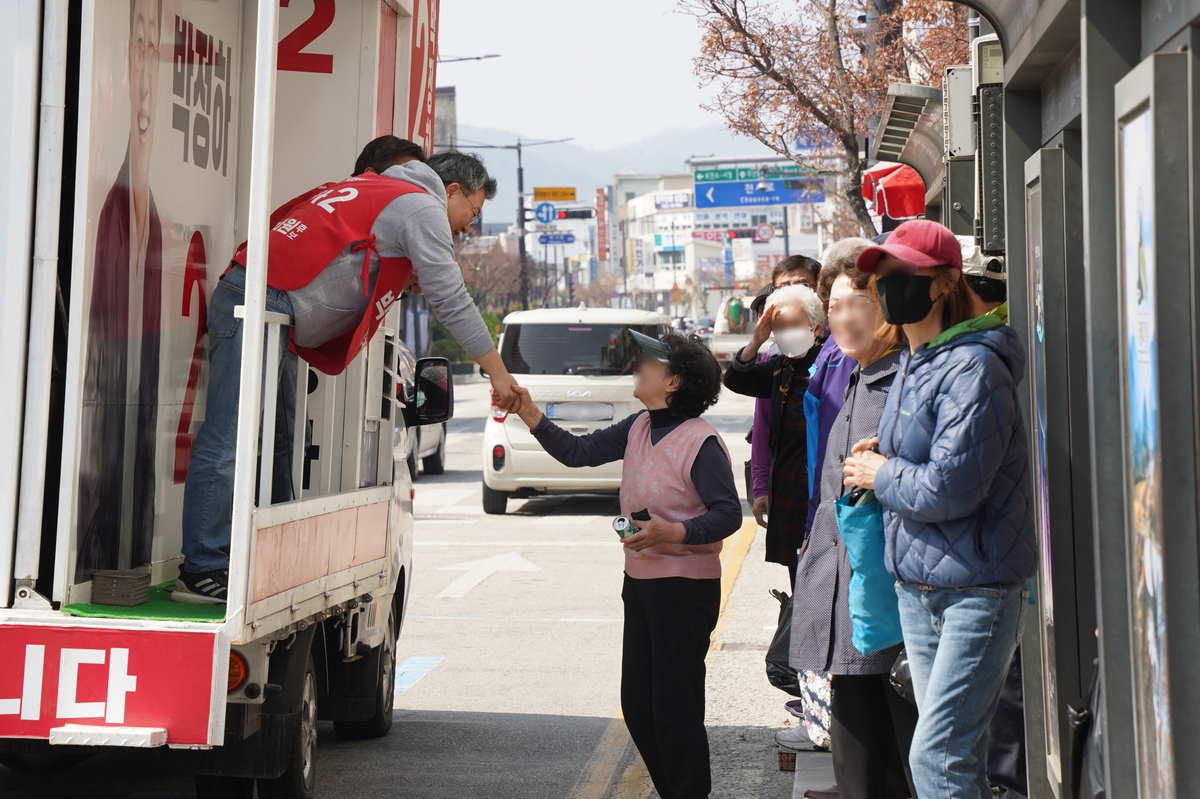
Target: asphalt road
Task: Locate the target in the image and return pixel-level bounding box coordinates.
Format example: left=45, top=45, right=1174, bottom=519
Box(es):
left=0, top=378, right=832, bottom=799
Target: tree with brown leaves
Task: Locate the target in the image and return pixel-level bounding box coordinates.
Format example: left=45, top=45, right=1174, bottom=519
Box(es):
left=686, top=0, right=968, bottom=237
left=456, top=238, right=521, bottom=312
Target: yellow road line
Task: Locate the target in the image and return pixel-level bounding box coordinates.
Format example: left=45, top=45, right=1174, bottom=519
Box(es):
left=709, top=518, right=758, bottom=653
left=567, top=711, right=636, bottom=799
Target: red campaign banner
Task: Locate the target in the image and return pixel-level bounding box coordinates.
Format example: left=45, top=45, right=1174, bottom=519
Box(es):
left=0, top=625, right=218, bottom=745
left=406, top=0, right=440, bottom=153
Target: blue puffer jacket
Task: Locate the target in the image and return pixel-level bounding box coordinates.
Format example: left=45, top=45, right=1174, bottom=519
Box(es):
left=875, top=315, right=1036, bottom=587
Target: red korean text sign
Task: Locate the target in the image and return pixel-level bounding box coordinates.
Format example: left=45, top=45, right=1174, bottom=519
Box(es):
left=0, top=625, right=218, bottom=745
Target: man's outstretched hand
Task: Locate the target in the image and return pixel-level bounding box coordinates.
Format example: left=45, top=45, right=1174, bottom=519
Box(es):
left=490, top=373, right=521, bottom=412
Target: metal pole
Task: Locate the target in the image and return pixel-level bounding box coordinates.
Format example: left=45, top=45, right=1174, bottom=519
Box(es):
left=13, top=0, right=69, bottom=608
left=226, top=0, right=281, bottom=625
left=783, top=205, right=791, bottom=256
left=516, top=140, right=529, bottom=309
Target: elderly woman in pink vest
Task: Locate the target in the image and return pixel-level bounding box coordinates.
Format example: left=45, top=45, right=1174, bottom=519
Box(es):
left=511, top=331, right=741, bottom=799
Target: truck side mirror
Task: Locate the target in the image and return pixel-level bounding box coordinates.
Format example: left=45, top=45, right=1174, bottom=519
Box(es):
left=404, top=357, right=454, bottom=427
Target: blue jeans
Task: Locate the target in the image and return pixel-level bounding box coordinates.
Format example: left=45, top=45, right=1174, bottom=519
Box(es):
left=181, top=267, right=297, bottom=573
left=897, top=581, right=1027, bottom=799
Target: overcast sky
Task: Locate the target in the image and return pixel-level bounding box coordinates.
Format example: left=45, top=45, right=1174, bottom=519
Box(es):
left=437, top=0, right=720, bottom=150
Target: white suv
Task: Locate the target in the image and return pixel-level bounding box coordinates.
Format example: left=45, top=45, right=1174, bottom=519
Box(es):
left=481, top=306, right=672, bottom=514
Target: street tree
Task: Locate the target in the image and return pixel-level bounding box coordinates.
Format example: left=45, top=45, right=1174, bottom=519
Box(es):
left=457, top=238, right=521, bottom=312
left=686, top=0, right=968, bottom=237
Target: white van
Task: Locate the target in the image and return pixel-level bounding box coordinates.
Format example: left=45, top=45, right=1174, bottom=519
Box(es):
left=480, top=307, right=672, bottom=514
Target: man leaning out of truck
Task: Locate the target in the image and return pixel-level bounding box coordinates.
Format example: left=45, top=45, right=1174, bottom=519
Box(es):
left=172, top=138, right=522, bottom=604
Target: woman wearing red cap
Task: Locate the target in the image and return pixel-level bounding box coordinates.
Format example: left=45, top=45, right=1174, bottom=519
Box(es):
left=842, top=219, right=1036, bottom=798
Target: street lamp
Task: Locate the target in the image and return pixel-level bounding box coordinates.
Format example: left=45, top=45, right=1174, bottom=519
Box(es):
left=440, top=137, right=575, bottom=309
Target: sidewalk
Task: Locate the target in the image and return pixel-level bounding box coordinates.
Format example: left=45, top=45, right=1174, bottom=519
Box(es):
left=703, top=522, right=836, bottom=799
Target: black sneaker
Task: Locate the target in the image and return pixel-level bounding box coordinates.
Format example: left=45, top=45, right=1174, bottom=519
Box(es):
left=171, top=568, right=229, bottom=604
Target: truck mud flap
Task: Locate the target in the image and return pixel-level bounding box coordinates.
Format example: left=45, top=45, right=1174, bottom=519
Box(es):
left=262, top=626, right=318, bottom=716
left=185, top=712, right=294, bottom=781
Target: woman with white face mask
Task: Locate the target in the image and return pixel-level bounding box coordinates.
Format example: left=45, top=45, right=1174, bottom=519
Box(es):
left=723, top=284, right=824, bottom=588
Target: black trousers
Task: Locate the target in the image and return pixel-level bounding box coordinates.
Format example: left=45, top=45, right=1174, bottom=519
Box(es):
left=830, top=673, right=919, bottom=799
left=987, top=648, right=1028, bottom=799
left=621, top=574, right=720, bottom=799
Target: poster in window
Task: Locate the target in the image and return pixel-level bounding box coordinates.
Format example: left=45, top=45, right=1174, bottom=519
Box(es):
left=67, top=0, right=242, bottom=588
left=1118, top=103, right=1175, bottom=799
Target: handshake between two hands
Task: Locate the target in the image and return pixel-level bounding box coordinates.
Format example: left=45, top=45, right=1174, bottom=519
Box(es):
left=489, top=378, right=541, bottom=428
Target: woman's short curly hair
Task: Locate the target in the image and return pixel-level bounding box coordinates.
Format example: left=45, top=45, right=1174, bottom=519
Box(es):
left=662, top=333, right=723, bottom=418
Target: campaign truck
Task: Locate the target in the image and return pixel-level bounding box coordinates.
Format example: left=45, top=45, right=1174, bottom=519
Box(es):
left=0, top=1, right=446, bottom=796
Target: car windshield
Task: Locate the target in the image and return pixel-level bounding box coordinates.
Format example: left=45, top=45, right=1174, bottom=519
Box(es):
left=500, top=323, right=669, bottom=375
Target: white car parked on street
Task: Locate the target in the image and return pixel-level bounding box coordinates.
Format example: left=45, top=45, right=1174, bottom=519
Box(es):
left=481, top=306, right=672, bottom=514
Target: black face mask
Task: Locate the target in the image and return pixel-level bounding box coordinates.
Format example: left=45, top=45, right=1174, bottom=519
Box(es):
left=876, top=273, right=935, bottom=325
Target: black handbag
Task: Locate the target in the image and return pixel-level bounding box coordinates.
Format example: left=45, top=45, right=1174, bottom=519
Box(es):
left=766, top=589, right=802, bottom=697
left=889, top=647, right=916, bottom=705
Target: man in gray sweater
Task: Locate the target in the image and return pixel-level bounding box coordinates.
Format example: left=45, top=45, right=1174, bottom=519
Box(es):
left=175, top=140, right=521, bottom=604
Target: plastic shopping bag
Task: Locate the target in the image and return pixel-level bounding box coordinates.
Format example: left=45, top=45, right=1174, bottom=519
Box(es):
left=836, top=492, right=903, bottom=655
left=765, top=588, right=802, bottom=697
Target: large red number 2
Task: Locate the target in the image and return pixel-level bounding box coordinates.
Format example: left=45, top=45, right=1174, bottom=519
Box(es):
left=174, top=232, right=209, bottom=484
left=278, top=0, right=335, bottom=74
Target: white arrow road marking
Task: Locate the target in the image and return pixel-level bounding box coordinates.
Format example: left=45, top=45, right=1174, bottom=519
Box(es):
left=436, top=552, right=541, bottom=599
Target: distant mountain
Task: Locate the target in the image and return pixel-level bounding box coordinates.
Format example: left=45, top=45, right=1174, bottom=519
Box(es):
left=452, top=123, right=780, bottom=226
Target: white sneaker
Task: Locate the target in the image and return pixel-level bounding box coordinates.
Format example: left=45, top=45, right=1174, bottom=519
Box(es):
left=775, top=724, right=824, bottom=751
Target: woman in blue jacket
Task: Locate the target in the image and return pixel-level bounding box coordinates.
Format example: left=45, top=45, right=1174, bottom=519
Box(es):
left=842, top=220, right=1036, bottom=799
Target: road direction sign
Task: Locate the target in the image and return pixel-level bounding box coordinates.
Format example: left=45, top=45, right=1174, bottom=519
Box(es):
left=694, top=164, right=807, bottom=183
left=538, top=232, right=576, bottom=245
left=694, top=179, right=825, bottom=209
left=535, top=203, right=557, bottom=224
left=534, top=187, right=577, bottom=202
left=756, top=223, right=775, bottom=242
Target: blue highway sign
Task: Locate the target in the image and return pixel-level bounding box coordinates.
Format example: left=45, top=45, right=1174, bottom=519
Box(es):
left=535, top=203, right=557, bottom=224
left=693, top=179, right=825, bottom=209
left=538, top=232, right=576, bottom=245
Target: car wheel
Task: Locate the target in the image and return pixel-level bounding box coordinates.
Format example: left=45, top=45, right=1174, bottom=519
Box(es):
left=422, top=425, right=446, bottom=475
left=407, top=446, right=418, bottom=482
left=257, top=655, right=318, bottom=799
left=334, top=606, right=397, bottom=740
left=482, top=483, right=509, bottom=515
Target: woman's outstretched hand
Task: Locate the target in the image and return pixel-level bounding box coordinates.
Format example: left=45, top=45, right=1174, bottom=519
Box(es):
left=622, top=514, right=686, bottom=551
left=510, top=386, right=543, bottom=429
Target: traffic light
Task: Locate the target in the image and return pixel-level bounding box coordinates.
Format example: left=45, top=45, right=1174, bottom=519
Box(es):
left=557, top=208, right=594, bottom=220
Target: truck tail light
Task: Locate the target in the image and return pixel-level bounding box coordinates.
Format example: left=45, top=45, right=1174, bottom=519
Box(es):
left=490, top=390, right=509, bottom=422
left=228, top=651, right=249, bottom=692
left=492, top=445, right=506, bottom=471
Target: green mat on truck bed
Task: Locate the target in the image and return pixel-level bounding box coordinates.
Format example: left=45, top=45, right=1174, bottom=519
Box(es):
left=63, top=582, right=225, bottom=623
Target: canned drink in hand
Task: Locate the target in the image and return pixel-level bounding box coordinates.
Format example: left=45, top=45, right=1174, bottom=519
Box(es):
left=613, top=516, right=638, bottom=539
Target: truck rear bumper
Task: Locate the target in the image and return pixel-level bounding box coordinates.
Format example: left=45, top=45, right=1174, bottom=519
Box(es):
left=0, top=619, right=224, bottom=747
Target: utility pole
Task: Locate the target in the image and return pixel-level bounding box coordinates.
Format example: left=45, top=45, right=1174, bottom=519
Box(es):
left=782, top=206, right=791, bottom=257
left=444, top=137, right=573, bottom=310
left=516, top=140, right=529, bottom=309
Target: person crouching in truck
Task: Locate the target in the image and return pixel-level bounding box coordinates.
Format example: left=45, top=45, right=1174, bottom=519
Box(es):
left=509, top=332, right=741, bottom=799
left=172, top=139, right=523, bottom=604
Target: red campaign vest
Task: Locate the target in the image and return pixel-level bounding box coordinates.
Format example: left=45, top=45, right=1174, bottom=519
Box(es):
left=231, top=172, right=427, bottom=375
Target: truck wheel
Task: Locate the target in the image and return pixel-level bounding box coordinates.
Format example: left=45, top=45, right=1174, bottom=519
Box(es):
left=482, top=484, right=508, bottom=515
left=422, top=427, right=446, bottom=475
left=258, top=654, right=318, bottom=799
left=333, top=608, right=397, bottom=740
left=195, top=775, right=255, bottom=798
